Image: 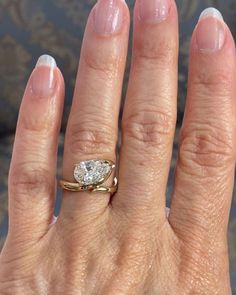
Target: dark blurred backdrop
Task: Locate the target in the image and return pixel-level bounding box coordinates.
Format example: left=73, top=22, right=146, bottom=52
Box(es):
left=0, top=0, right=235, bottom=291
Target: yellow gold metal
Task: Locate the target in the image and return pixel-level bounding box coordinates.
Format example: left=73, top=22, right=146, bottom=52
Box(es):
left=59, top=177, right=118, bottom=194
left=59, top=159, right=117, bottom=194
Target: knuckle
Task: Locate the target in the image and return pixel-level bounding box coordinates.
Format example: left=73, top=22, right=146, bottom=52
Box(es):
left=179, top=126, right=235, bottom=173
left=82, top=47, right=120, bottom=74
left=20, top=109, right=54, bottom=135
left=192, top=69, right=232, bottom=95
left=122, top=106, right=175, bottom=150
left=134, top=37, right=177, bottom=68
left=67, top=121, right=117, bottom=156
left=9, top=163, right=53, bottom=198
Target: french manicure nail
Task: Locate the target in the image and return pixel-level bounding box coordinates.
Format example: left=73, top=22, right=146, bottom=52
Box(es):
left=94, top=0, right=124, bottom=35
left=138, top=0, right=171, bottom=23
left=31, top=54, right=57, bottom=98
left=196, top=8, right=225, bottom=52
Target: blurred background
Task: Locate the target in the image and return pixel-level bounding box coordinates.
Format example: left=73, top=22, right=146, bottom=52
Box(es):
left=0, top=0, right=235, bottom=291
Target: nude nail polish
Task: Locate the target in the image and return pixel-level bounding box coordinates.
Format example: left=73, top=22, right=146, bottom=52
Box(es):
left=196, top=8, right=226, bottom=52
left=138, top=0, right=171, bottom=23
left=31, top=54, right=57, bottom=98
left=94, top=0, right=124, bottom=35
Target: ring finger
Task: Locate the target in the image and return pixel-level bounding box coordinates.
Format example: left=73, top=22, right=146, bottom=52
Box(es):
left=58, top=0, right=130, bottom=223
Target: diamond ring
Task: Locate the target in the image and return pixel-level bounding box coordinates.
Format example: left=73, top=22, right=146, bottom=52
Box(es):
left=59, top=159, right=117, bottom=194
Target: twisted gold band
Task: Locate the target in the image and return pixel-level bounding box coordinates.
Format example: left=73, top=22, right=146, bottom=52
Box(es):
left=59, top=159, right=117, bottom=194
left=59, top=177, right=118, bottom=194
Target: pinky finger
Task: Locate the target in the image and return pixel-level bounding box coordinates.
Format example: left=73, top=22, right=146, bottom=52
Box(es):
left=7, top=55, right=64, bottom=244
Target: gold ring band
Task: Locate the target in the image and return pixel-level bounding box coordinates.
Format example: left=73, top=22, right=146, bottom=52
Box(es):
left=59, top=177, right=118, bottom=193
left=59, top=159, right=117, bottom=194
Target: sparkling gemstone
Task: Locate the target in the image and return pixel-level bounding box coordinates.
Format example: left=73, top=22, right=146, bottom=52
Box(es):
left=74, top=160, right=114, bottom=186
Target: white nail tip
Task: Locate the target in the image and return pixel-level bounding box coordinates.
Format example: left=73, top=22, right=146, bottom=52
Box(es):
left=199, top=7, right=223, bottom=21
left=36, top=54, right=57, bottom=68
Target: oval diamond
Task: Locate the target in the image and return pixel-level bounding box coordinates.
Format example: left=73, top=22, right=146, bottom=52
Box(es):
left=74, top=160, right=114, bottom=186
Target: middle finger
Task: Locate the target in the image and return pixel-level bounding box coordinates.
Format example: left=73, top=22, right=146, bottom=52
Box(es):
left=113, top=0, right=178, bottom=223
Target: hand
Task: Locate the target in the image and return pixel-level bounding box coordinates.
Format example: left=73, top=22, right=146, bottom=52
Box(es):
left=0, top=1, right=235, bottom=294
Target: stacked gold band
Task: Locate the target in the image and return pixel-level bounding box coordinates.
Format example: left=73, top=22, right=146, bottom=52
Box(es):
left=59, top=177, right=118, bottom=193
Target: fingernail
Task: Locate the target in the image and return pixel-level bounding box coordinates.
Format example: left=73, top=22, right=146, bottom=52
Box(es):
left=94, top=0, right=124, bottom=35
left=138, top=0, right=171, bottom=23
left=196, top=8, right=225, bottom=52
left=31, top=54, right=57, bottom=98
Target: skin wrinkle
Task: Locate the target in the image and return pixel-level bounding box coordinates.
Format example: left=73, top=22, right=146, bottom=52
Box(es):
left=0, top=2, right=235, bottom=295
